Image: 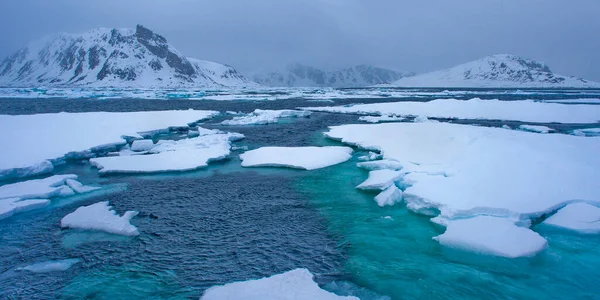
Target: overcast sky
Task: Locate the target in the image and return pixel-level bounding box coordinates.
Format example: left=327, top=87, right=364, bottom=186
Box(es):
left=1, top=0, right=599, bottom=80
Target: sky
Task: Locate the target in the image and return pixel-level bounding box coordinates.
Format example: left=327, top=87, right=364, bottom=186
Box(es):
left=0, top=0, right=599, bottom=80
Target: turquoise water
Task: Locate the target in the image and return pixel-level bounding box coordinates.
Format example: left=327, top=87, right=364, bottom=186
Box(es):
left=295, top=152, right=600, bottom=299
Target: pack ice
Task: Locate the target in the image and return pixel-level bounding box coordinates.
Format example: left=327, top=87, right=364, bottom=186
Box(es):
left=303, top=98, right=600, bottom=123
left=240, top=146, right=353, bottom=170
left=201, top=268, right=358, bottom=300
left=61, top=201, right=139, bottom=236
left=0, top=110, right=218, bottom=180
left=326, top=122, right=600, bottom=257
left=221, top=109, right=311, bottom=125
left=90, top=131, right=243, bottom=174
left=0, top=174, right=99, bottom=220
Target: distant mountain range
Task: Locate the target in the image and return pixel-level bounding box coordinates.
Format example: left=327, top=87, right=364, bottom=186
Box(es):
left=250, top=63, right=413, bottom=87
left=392, top=54, right=600, bottom=88
left=0, top=25, right=255, bottom=88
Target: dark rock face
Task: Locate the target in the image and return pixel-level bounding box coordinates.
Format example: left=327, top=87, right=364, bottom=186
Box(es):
left=0, top=24, right=252, bottom=87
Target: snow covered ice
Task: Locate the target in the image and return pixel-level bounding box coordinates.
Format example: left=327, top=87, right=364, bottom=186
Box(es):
left=130, top=139, right=155, bottom=152
left=434, top=216, right=548, bottom=258
left=326, top=122, right=600, bottom=256
left=0, top=175, right=98, bottom=220
left=221, top=109, right=311, bottom=125
left=542, top=203, right=600, bottom=234
left=61, top=201, right=139, bottom=236
left=90, top=132, right=243, bottom=174
left=0, top=110, right=218, bottom=180
left=240, top=146, right=353, bottom=170
left=518, top=125, right=553, bottom=134
left=374, top=185, right=404, bottom=207
left=201, top=268, right=358, bottom=300
left=356, top=169, right=404, bottom=191
left=304, top=98, right=600, bottom=123
left=16, top=259, right=80, bottom=273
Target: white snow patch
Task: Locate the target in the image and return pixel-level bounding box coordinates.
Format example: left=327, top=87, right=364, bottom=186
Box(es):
left=90, top=133, right=243, bottom=174
left=434, top=216, right=548, bottom=258
left=61, top=201, right=139, bottom=236
left=304, top=98, right=600, bottom=124
left=201, top=268, right=357, bottom=300
left=130, top=139, right=155, bottom=152
left=221, top=109, right=311, bottom=125
left=17, top=259, right=80, bottom=273
left=356, top=170, right=404, bottom=191
left=543, top=203, right=600, bottom=234
left=240, top=147, right=353, bottom=170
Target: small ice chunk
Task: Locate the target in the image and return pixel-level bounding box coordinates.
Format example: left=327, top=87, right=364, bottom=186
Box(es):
left=358, top=152, right=382, bottom=161
left=502, top=125, right=511, bottom=129
left=201, top=268, right=357, bottom=300
left=359, top=115, right=405, bottom=123
left=374, top=185, right=403, bottom=207
left=356, top=170, right=404, bottom=191
left=433, top=216, right=548, bottom=258
left=572, top=128, right=600, bottom=137
left=240, top=146, right=353, bottom=170
left=543, top=203, right=600, bottom=234
left=61, top=201, right=139, bottom=236
left=130, top=139, right=155, bottom=152
left=221, top=109, right=311, bottom=125
left=357, top=160, right=404, bottom=171
left=17, top=258, right=80, bottom=273
left=65, top=179, right=100, bottom=194
left=0, top=198, right=50, bottom=220
left=413, top=115, right=437, bottom=123
left=518, top=125, right=553, bottom=134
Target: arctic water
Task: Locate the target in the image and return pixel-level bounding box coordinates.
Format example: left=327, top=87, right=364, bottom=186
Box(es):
left=1, top=88, right=600, bottom=299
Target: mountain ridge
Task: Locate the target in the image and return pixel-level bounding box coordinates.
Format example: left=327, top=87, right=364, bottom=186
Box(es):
left=0, top=25, right=255, bottom=88
left=392, top=54, right=600, bottom=88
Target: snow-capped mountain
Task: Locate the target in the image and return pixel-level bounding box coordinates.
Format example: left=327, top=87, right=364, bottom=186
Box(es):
left=393, top=54, right=600, bottom=88
left=251, top=63, right=412, bottom=87
left=0, top=25, right=255, bottom=88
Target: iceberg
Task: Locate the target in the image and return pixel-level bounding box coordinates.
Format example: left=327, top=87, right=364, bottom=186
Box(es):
left=433, top=216, right=548, bottom=258
left=356, top=170, right=404, bottom=191
left=303, top=98, right=600, bottom=124
left=0, top=110, right=218, bottom=180
left=543, top=203, right=600, bottom=234
left=201, top=268, right=358, bottom=300
left=240, top=146, right=353, bottom=170
left=90, top=132, right=243, bottom=174
left=61, top=201, right=139, bottom=236
left=16, top=259, right=80, bottom=273
left=221, top=109, right=311, bottom=125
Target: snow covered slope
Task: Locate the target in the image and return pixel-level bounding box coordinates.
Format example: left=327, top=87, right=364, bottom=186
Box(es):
left=393, top=54, right=600, bottom=88
left=0, top=25, right=255, bottom=88
left=251, top=63, right=412, bottom=87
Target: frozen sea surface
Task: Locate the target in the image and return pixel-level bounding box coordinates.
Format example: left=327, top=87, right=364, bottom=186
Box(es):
left=1, top=89, right=600, bottom=299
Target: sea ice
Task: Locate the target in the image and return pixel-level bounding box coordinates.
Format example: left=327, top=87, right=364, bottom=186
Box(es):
left=221, top=109, right=311, bottom=125
left=433, top=216, right=548, bottom=258
left=374, top=185, right=404, bottom=207
left=0, top=110, right=218, bottom=180
left=326, top=122, right=600, bottom=220
left=356, top=160, right=404, bottom=171
left=572, top=128, right=600, bottom=137
left=542, top=203, right=600, bottom=234
left=356, top=169, right=404, bottom=191
left=65, top=179, right=100, bottom=194
left=518, top=125, right=553, bottom=134
left=304, top=98, right=600, bottom=123
left=130, top=139, right=155, bottom=152
left=90, top=133, right=243, bottom=174
left=16, top=259, right=80, bottom=273
left=359, top=115, right=405, bottom=123
left=0, top=175, right=77, bottom=200
left=0, top=198, right=50, bottom=220
left=201, top=268, right=358, bottom=300
left=240, top=146, right=353, bottom=170
left=61, top=201, right=139, bottom=236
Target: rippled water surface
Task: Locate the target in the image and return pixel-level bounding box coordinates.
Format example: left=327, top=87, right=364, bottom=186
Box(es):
left=1, top=89, right=600, bottom=299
